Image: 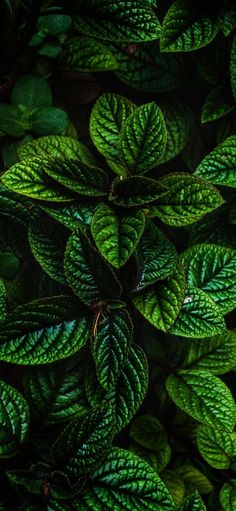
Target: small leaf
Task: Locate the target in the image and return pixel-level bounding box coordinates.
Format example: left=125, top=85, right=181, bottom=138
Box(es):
left=0, top=103, right=26, bottom=137
left=0, top=381, right=29, bottom=457
left=118, top=102, right=167, bottom=174
left=201, top=87, right=235, bottom=124
left=160, top=0, right=219, bottom=52
left=166, top=369, right=236, bottom=431
left=196, top=425, right=236, bottom=469
left=63, top=36, right=118, bottom=71
left=178, top=491, right=207, bottom=511
left=183, top=330, right=236, bottom=374
left=91, top=203, right=145, bottom=268
left=131, top=443, right=171, bottom=475
left=111, top=176, right=166, bottom=207
left=129, top=415, right=167, bottom=452
left=174, top=465, right=213, bottom=495
left=90, top=92, right=135, bottom=161
left=11, top=74, right=52, bottom=110
left=32, top=107, right=69, bottom=135
left=220, top=480, right=236, bottom=511
left=38, top=14, right=72, bottom=36
left=220, top=10, right=236, bottom=37
left=195, top=136, right=236, bottom=187
left=0, top=252, right=19, bottom=280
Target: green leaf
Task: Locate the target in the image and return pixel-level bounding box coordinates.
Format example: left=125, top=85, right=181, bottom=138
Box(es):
left=178, top=491, right=206, bottom=511
left=23, top=355, right=88, bottom=425
left=149, top=173, right=224, bottom=226
left=231, top=35, right=236, bottom=102
left=0, top=280, right=6, bottom=320
left=130, top=443, right=171, bottom=475
left=0, top=252, right=19, bottom=280
left=91, top=203, right=145, bottom=268
left=64, top=228, right=122, bottom=306
left=159, top=97, right=192, bottom=163
left=0, top=296, right=90, bottom=364
left=132, top=266, right=186, bottom=332
left=220, top=481, right=236, bottom=511
left=75, top=447, right=174, bottom=511
left=134, top=220, right=177, bottom=291
left=111, top=176, right=166, bottom=207
left=92, top=308, right=133, bottom=390
left=74, top=1, right=161, bottom=42
left=0, top=103, right=27, bottom=137
left=174, top=465, right=213, bottom=495
left=220, top=10, right=236, bottom=37
left=90, top=92, right=135, bottom=161
left=166, top=369, right=236, bottom=431
left=201, top=87, right=235, bottom=124
left=196, top=425, right=236, bottom=469
left=171, top=287, right=226, bottom=338
left=28, top=219, right=67, bottom=285
left=195, top=136, right=236, bottom=187
left=18, top=135, right=95, bottom=166
left=161, top=470, right=185, bottom=507
left=11, top=74, right=52, bottom=110
left=63, top=37, right=118, bottom=71
left=118, top=102, right=167, bottom=174
left=160, top=0, right=219, bottom=52
left=183, top=330, right=236, bottom=374
left=52, top=404, right=115, bottom=475
left=32, top=108, right=69, bottom=135
left=2, top=158, right=74, bottom=202
left=0, top=380, right=29, bottom=457
left=42, top=202, right=96, bottom=230
left=38, top=40, right=62, bottom=59
left=129, top=415, right=168, bottom=452
left=38, top=14, right=72, bottom=36
left=179, top=244, right=236, bottom=314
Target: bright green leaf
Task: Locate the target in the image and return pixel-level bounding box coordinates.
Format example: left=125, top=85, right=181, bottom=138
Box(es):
left=63, top=36, right=118, bottom=71
left=197, top=425, right=236, bottom=469
left=220, top=480, right=236, bottom=511
left=195, top=136, right=236, bottom=187
left=183, top=330, right=236, bottom=374
left=178, top=491, right=206, bottom=511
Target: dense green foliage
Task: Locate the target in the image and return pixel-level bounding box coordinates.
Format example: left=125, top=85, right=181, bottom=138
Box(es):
left=0, top=1, right=236, bottom=510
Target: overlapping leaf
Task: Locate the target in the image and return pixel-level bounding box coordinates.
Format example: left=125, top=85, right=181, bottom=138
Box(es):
left=196, top=425, right=236, bottom=469
left=111, top=176, right=166, bottom=207
left=183, top=330, right=236, bottom=374
left=195, top=136, right=236, bottom=187
left=18, top=135, right=95, bottom=165
left=0, top=381, right=29, bottom=457
left=220, top=481, right=236, bottom=511
left=62, top=36, right=118, bottom=72
left=178, top=491, right=206, bottom=511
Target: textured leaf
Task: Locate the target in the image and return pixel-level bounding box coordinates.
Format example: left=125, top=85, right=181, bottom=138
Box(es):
left=171, top=287, right=226, bottom=338
left=90, top=93, right=135, bottom=161
left=91, top=203, right=145, bottom=268
left=195, top=136, right=236, bottom=187
left=166, top=369, right=236, bottom=431
left=161, top=470, right=185, bottom=507
left=2, top=158, right=73, bottom=202
left=220, top=10, right=236, bottom=37
left=63, top=36, right=118, bottom=71
left=220, top=481, right=236, bottom=511
left=64, top=228, right=122, bottom=305
left=0, top=296, right=90, bottom=364
left=174, top=465, right=213, bottom=495
left=0, top=103, right=27, bottom=137
left=11, top=74, right=52, bottom=110
left=52, top=404, right=115, bottom=475
left=132, top=266, right=186, bottom=332
left=76, top=447, right=174, bottom=511
left=92, top=308, right=133, bottom=390
left=18, top=135, right=95, bottom=166
left=231, top=35, right=236, bottom=102
left=196, top=425, right=236, bottom=469
left=118, top=102, right=167, bottom=174
left=74, top=1, right=161, bottom=42
left=38, top=13, right=72, bottom=36
left=178, top=491, right=206, bottom=511
left=23, top=354, right=89, bottom=425
left=180, top=244, right=236, bottom=314
left=42, top=202, right=96, bottom=230
left=129, top=415, right=167, bottom=452
left=183, top=330, right=236, bottom=374
left=131, top=443, right=171, bottom=475
left=32, top=108, right=69, bottom=135
left=160, top=101, right=192, bottom=163
left=0, top=381, right=29, bottom=457
left=111, top=176, right=166, bottom=207
left=160, top=0, right=219, bottom=52
left=201, top=87, right=235, bottom=124
left=150, top=173, right=224, bottom=226
left=134, top=220, right=177, bottom=291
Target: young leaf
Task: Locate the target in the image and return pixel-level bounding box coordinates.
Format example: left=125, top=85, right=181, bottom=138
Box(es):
left=91, top=203, right=145, bottom=268
left=160, top=0, right=219, bottom=52
left=196, top=425, right=236, bottom=469
left=171, top=286, right=226, bottom=338
left=132, top=266, right=186, bottom=332
left=178, top=491, right=207, bottom=511
left=195, top=136, right=236, bottom=187
left=64, top=228, right=122, bottom=305
left=0, top=296, right=90, bottom=364
left=201, top=87, right=235, bottom=124
left=92, top=308, right=133, bottom=390
left=111, top=176, right=166, bottom=207
left=134, top=220, right=177, bottom=291
left=0, top=381, right=29, bottom=457
left=179, top=244, right=236, bottom=314
left=11, top=75, right=52, bottom=110
left=220, top=481, right=236, bottom=511
left=231, top=35, right=236, bottom=102
left=118, top=102, right=167, bottom=174
left=150, top=173, right=224, bottom=226
left=90, top=92, right=136, bottom=161
left=63, top=36, right=118, bottom=72
left=166, top=369, right=236, bottom=431
left=31, top=107, right=69, bottom=135
left=183, top=331, right=236, bottom=374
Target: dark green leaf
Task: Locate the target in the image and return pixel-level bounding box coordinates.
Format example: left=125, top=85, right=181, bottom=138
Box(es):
left=11, top=74, right=52, bottom=110
left=111, top=176, right=166, bottom=207
left=0, top=103, right=27, bottom=137
left=129, top=414, right=167, bottom=452
left=201, top=87, right=235, bottom=124
left=63, top=37, right=118, bottom=71
left=195, top=136, right=236, bottom=187
left=159, top=97, right=193, bottom=162
left=32, top=108, right=69, bottom=135
left=38, top=14, right=72, bottom=36
left=42, top=202, right=96, bottom=230
left=231, top=35, right=236, bottom=102
left=174, top=465, right=213, bottom=495
left=0, top=380, right=29, bottom=457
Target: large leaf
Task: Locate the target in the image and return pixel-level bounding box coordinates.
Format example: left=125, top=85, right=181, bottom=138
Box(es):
left=92, top=307, right=133, bottom=390
left=179, top=244, right=236, bottom=314
left=90, top=93, right=135, bottom=161
left=74, top=447, right=174, bottom=511
left=0, top=381, right=29, bottom=457
left=220, top=481, right=236, bottom=511
left=118, top=102, right=167, bottom=174
left=178, top=491, right=206, bottom=511
left=195, top=136, right=236, bottom=187
left=11, top=75, right=52, bottom=110
left=74, top=1, right=161, bottom=42
left=111, top=176, right=166, bottom=207
left=23, top=354, right=89, bottom=425
left=2, top=158, right=74, bottom=202
left=166, top=369, right=236, bottom=431
left=134, top=220, right=177, bottom=291
left=64, top=228, right=122, bottom=305
left=196, top=425, right=236, bottom=469
left=150, top=173, right=224, bottom=226
left=91, top=203, right=145, bottom=268
left=183, top=330, right=236, bottom=374
left=0, top=296, right=90, bottom=364
left=52, top=404, right=115, bottom=475
left=201, top=87, right=235, bottom=124
left=62, top=36, right=118, bottom=72
left=160, top=0, right=219, bottom=52
left=17, top=135, right=95, bottom=166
